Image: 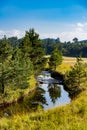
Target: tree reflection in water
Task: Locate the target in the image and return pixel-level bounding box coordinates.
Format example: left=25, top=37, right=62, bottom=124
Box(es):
left=28, top=87, right=47, bottom=110
left=48, top=83, right=61, bottom=104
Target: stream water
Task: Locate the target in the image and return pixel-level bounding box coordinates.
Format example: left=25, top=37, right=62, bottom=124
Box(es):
left=40, top=83, right=71, bottom=110
left=36, top=71, right=71, bottom=110
left=0, top=71, right=71, bottom=116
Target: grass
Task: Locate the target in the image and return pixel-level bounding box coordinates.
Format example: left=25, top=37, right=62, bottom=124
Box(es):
left=0, top=89, right=87, bottom=130
left=0, top=56, right=87, bottom=130
left=56, top=56, right=87, bottom=74
left=0, top=75, right=36, bottom=104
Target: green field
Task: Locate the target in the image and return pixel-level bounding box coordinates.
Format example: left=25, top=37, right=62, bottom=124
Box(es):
left=0, top=57, right=87, bottom=130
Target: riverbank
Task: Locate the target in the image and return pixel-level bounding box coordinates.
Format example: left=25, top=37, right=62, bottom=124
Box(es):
left=0, top=87, right=87, bottom=130
left=0, top=75, right=36, bottom=108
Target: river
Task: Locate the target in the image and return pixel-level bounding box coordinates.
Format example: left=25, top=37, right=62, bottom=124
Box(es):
left=0, top=71, right=71, bottom=116
left=36, top=71, right=71, bottom=110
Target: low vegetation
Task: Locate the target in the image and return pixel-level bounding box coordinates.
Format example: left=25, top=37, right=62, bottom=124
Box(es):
left=0, top=75, right=36, bottom=104
left=0, top=87, right=87, bottom=130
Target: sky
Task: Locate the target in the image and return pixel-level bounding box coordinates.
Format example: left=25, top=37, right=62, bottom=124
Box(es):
left=0, top=0, right=87, bottom=41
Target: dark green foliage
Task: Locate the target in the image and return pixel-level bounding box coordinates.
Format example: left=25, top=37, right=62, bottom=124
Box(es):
left=8, top=37, right=19, bottom=47
left=0, top=36, right=33, bottom=94
left=11, top=48, right=33, bottom=89
left=43, top=38, right=56, bottom=54
left=48, top=84, right=61, bottom=104
left=20, top=29, right=46, bottom=75
left=0, top=36, right=13, bottom=93
left=49, top=45, right=62, bottom=71
left=19, top=32, right=32, bottom=56
left=0, top=29, right=46, bottom=94
left=64, top=57, right=86, bottom=96
left=43, top=38, right=87, bottom=57
left=73, top=37, right=78, bottom=43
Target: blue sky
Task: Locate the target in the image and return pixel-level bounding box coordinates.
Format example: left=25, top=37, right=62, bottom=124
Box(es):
left=0, top=0, right=87, bottom=41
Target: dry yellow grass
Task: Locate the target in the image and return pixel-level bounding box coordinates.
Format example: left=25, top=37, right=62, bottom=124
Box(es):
left=56, top=56, right=87, bottom=74
left=63, top=56, right=87, bottom=65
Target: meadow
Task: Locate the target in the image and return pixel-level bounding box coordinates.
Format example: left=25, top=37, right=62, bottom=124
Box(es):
left=0, top=57, right=87, bottom=130
left=56, top=56, right=87, bottom=74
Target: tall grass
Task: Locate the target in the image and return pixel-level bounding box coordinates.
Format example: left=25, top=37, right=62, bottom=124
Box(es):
left=0, top=89, right=87, bottom=130
left=56, top=56, right=87, bottom=74
left=0, top=75, right=36, bottom=104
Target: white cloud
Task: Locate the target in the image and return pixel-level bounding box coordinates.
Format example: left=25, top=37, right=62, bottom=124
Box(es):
left=40, top=22, right=87, bottom=42
left=77, top=23, right=84, bottom=27
left=0, top=29, right=24, bottom=39
left=1, top=22, right=87, bottom=42
left=77, top=22, right=87, bottom=28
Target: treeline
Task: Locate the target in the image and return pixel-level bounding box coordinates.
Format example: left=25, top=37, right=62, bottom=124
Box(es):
left=0, top=29, right=46, bottom=94
left=4, top=35, right=87, bottom=57
left=0, top=28, right=87, bottom=100
left=43, top=38, right=87, bottom=57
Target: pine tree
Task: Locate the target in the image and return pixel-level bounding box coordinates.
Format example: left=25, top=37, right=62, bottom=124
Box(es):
left=0, top=36, right=33, bottom=94
left=49, top=45, right=62, bottom=71
left=0, top=36, right=13, bottom=93
left=64, top=57, right=86, bottom=96
left=11, top=48, right=33, bottom=89
left=20, top=28, right=46, bottom=75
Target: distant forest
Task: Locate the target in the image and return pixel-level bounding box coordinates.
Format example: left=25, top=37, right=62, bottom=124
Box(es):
left=43, top=37, right=87, bottom=57
left=1, top=36, right=87, bottom=57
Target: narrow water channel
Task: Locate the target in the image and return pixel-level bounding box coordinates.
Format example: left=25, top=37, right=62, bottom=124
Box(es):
left=39, top=83, right=71, bottom=110
left=0, top=71, right=71, bottom=116
left=37, top=71, right=71, bottom=110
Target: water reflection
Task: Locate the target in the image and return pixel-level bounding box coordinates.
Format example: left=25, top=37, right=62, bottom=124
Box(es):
left=27, top=83, right=62, bottom=110
left=28, top=87, right=47, bottom=109
left=0, top=87, right=47, bottom=116
left=48, top=83, right=61, bottom=104
left=38, top=82, right=71, bottom=110
left=0, top=83, right=70, bottom=116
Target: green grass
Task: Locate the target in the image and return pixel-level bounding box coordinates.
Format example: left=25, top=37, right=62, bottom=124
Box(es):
left=0, top=56, right=87, bottom=130
left=0, top=75, right=36, bottom=104
left=0, top=89, right=87, bottom=130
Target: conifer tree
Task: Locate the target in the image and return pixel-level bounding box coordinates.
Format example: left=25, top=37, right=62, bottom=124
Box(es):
left=0, top=36, right=13, bottom=93
left=64, top=57, right=86, bottom=96
left=11, top=48, right=33, bottom=89
left=0, top=36, right=33, bottom=94
left=49, top=45, right=62, bottom=71
left=20, top=29, right=46, bottom=75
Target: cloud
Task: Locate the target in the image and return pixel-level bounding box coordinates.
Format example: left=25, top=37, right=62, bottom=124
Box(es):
left=60, top=24, right=87, bottom=41
left=1, top=22, right=87, bottom=42
left=0, top=29, right=24, bottom=38
left=77, top=22, right=87, bottom=27
left=77, top=23, right=84, bottom=27
left=40, top=22, right=87, bottom=42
